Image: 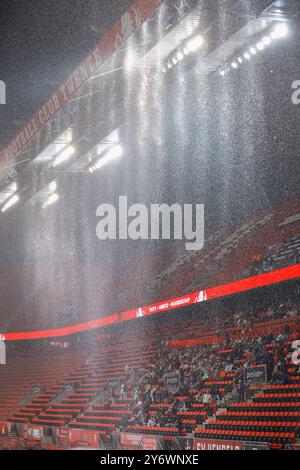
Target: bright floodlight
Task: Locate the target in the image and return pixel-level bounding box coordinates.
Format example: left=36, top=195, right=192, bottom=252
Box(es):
left=256, top=42, right=264, bottom=51
left=219, top=70, right=225, bottom=77
left=243, top=52, right=250, bottom=60
left=1, top=194, right=19, bottom=213
left=90, top=145, right=123, bottom=173
left=48, top=180, right=57, bottom=193
left=186, top=35, right=204, bottom=52
left=271, top=23, right=288, bottom=39
left=42, top=192, right=59, bottom=209
left=231, top=61, right=238, bottom=69
left=172, top=57, right=178, bottom=65
left=250, top=47, right=257, bottom=55
left=237, top=57, right=243, bottom=64
left=183, top=47, right=190, bottom=56
left=177, top=51, right=184, bottom=61
left=52, top=145, right=75, bottom=167
left=262, top=36, right=272, bottom=46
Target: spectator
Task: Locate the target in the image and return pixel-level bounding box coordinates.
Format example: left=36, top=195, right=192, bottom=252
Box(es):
left=147, top=417, right=156, bottom=427
left=134, top=387, right=141, bottom=401
left=120, top=382, right=127, bottom=401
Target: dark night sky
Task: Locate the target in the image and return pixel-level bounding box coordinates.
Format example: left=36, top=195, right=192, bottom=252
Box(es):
left=0, top=0, right=132, bottom=149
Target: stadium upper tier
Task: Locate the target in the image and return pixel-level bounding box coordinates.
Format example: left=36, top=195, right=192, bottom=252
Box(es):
left=1, top=195, right=300, bottom=334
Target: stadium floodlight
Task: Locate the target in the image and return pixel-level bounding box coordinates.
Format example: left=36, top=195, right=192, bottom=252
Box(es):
left=177, top=51, right=184, bottom=61
left=256, top=42, right=264, bottom=51
left=183, top=47, right=190, bottom=56
left=167, top=62, right=172, bottom=69
left=48, top=180, right=57, bottom=193
left=219, top=69, right=226, bottom=77
left=42, top=192, right=59, bottom=209
left=1, top=194, right=19, bottom=213
left=231, top=61, right=238, bottom=69
left=172, top=57, right=178, bottom=65
left=243, top=52, right=251, bottom=60
left=237, top=57, right=243, bottom=64
left=89, top=145, right=123, bottom=173
left=186, top=35, right=204, bottom=52
left=271, top=23, right=288, bottom=40
left=52, top=145, right=75, bottom=168
left=262, top=36, right=272, bottom=46
left=249, top=47, right=257, bottom=55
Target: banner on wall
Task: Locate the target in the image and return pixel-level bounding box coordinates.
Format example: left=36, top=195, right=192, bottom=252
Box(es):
left=120, top=432, right=143, bottom=450
left=244, top=442, right=269, bottom=450
left=68, top=428, right=100, bottom=448
left=55, top=426, right=101, bottom=448
left=194, top=438, right=245, bottom=451
left=141, top=435, right=158, bottom=450
left=120, top=432, right=157, bottom=450
left=55, top=427, right=71, bottom=447
left=20, top=424, right=44, bottom=441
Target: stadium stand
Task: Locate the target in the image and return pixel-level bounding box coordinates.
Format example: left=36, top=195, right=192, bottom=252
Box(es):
left=2, top=196, right=300, bottom=335
left=1, top=291, right=299, bottom=450
left=151, top=197, right=300, bottom=303
left=247, top=235, right=300, bottom=276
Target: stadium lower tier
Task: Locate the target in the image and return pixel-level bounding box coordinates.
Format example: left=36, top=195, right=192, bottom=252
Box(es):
left=0, top=297, right=300, bottom=450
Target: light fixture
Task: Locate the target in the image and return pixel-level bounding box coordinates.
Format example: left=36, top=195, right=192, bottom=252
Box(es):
left=271, top=23, right=288, bottom=39
left=256, top=42, right=264, bottom=51
left=89, top=145, right=123, bottom=173
left=172, top=57, right=178, bottom=65
left=219, top=70, right=226, bottom=77
left=177, top=51, right=184, bottom=61
left=52, top=145, right=75, bottom=168
left=238, top=57, right=243, bottom=64
left=33, top=127, right=73, bottom=164
left=249, top=47, right=257, bottom=55
left=1, top=194, right=19, bottom=213
left=231, top=61, right=238, bottom=69
left=262, top=35, right=272, bottom=46
left=48, top=180, right=57, bottom=193
left=243, top=52, right=251, bottom=60
left=186, top=35, right=204, bottom=52
left=42, top=192, right=59, bottom=209
left=183, top=47, right=190, bottom=56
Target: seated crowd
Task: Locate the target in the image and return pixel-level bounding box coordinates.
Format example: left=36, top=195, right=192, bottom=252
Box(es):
left=102, top=298, right=300, bottom=437
left=3, top=287, right=300, bottom=449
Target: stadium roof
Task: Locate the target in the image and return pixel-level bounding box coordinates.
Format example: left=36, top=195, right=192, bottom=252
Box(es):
left=0, top=0, right=285, bottom=211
